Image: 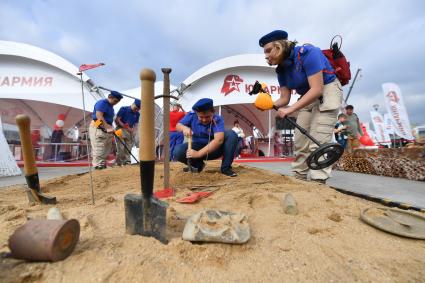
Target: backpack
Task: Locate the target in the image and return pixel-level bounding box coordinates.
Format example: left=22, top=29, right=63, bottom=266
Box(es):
left=321, top=35, right=351, bottom=86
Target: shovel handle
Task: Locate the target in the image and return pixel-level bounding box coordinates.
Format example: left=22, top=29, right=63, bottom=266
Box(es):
left=15, top=115, right=38, bottom=176
left=139, top=69, right=156, bottom=199
left=188, top=136, right=192, bottom=150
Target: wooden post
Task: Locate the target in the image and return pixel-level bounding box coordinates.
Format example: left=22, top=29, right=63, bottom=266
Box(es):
left=161, top=68, right=172, bottom=189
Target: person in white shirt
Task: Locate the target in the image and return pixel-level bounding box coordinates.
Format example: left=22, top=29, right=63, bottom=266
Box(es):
left=232, top=120, right=245, bottom=158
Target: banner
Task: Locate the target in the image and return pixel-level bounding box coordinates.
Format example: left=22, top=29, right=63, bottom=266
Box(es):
left=382, top=83, right=414, bottom=140
left=383, top=113, right=394, bottom=135
left=370, top=111, right=391, bottom=145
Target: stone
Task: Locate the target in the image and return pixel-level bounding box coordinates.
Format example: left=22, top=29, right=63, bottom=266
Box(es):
left=182, top=209, right=251, bottom=244
left=282, top=193, right=298, bottom=215
left=46, top=207, right=64, bottom=220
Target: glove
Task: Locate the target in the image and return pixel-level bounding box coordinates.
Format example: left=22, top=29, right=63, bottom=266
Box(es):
left=115, top=129, right=123, bottom=138
left=94, top=119, right=103, bottom=128
left=254, top=91, right=274, bottom=111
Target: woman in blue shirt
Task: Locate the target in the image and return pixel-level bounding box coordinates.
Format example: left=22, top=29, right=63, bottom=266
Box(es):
left=259, top=30, right=343, bottom=183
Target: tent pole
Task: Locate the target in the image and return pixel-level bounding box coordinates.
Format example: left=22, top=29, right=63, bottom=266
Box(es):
left=79, top=73, right=95, bottom=205
left=268, top=110, right=271, bottom=157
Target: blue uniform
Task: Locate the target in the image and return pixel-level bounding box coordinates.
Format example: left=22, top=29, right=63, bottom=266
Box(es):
left=92, top=99, right=115, bottom=124
left=178, top=112, right=225, bottom=144
left=116, top=106, right=140, bottom=128
left=277, top=45, right=336, bottom=95
left=173, top=111, right=237, bottom=173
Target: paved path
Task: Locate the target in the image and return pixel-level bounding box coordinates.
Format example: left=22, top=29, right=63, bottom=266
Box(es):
left=0, top=167, right=89, bottom=188
left=244, top=162, right=425, bottom=209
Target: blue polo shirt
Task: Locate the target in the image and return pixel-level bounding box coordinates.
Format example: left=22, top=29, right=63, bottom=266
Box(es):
left=178, top=111, right=225, bottom=144
left=116, top=106, right=140, bottom=128
left=277, top=45, right=336, bottom=95
left=92, top=99, right=115, bottom=125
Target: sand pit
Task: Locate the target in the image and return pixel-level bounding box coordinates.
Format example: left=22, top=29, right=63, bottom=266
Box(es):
left=1, top=161, right=425, bottom=282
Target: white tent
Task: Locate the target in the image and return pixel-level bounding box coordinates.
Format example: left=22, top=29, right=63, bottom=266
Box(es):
left=0, top=40, right=104, bottom=134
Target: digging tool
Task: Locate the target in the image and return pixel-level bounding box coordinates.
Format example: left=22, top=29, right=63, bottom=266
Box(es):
left=95, top=121, right=139, bottom=163
left=15, top=115, right=57, bottom=204
left=124, top=69, right=168, bottom=244
left=250, top=81, right=344, bottom=170
left=187, top=136, right=199, bottom=173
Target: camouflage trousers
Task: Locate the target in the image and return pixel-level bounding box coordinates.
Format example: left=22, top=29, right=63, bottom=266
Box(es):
left=292, top=79, right=343, bottom=180
left=116, top=128, right=135, bottom=166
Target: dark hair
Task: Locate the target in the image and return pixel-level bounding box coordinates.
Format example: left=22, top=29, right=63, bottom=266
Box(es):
left=234, top=120, right=239, bottom=125
left=345, top=105, right=354, bottom=110
left=338, top=113, right=347, bottom=119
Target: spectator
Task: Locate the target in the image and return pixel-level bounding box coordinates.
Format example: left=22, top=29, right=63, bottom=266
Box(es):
left=344, top=105, right=363, bottom=152
left=50, top=121, right=64, bottom=160
left=232, top=120, right=245, bottom=158
left=334, top=113, right=348, bottom=149
left=273, top=132, right=283, bottom=157
left=169, top=103, right=186, bottom=161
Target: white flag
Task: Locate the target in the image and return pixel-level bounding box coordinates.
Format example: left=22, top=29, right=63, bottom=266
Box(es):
left=382, top=83, right=414, bottom=140
left=383, top=113, right=394, bottom=135
left=370, top=111, right=391, bottom=145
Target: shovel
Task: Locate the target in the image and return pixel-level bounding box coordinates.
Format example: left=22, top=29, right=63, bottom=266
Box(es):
left=124, top=69, right=168, bottom=244
left=15, top=115, right=57, bottom=204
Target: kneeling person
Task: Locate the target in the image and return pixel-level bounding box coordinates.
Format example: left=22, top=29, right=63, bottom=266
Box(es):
left=174, top=98, right=238, bottom=177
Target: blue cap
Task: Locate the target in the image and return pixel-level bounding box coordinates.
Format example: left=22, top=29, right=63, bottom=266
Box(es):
left=134, top=99, right=141, bottom=108
left=259, top=30, right=288, bottom=47
left=192, top=98, right=214, bottom=112
left=109, top=91, right=123, bottom=100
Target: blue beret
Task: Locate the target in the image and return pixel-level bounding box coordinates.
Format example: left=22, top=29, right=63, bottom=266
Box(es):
left=192, top=98, right=214, bottom=112
left=134, top=99, right=141, bottom=108
left=259, top=30, right=288, bottom=47
left=109, top=91, right=123, bottom=100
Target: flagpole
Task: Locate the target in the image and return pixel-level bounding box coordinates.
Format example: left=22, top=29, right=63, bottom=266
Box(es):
left=78, top=72, right=95, bottom=205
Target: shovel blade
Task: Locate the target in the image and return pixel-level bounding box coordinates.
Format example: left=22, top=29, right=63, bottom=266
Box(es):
left=124, top=194, right=168, bottom=244
left=26, top=189, right=57, bottom=204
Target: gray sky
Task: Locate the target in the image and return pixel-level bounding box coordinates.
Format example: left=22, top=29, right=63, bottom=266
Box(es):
left=1, top=0, right=424, bottom=125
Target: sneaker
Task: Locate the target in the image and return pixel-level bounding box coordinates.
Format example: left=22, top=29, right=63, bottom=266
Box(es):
left=293, top=172, right=307, bottom=181
left=94, top=165, right=106, bottom=170
left=221, top=168, right=237, bottom=177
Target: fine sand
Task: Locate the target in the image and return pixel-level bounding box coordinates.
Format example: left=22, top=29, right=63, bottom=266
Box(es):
left=1, top=161, right=425, bottom=282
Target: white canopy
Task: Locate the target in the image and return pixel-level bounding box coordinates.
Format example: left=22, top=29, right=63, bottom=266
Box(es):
left=0, top=40, right=103, bottom=132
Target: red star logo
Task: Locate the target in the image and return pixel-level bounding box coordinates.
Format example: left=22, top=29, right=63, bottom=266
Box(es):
left=220, top=75, right=244, bottom=96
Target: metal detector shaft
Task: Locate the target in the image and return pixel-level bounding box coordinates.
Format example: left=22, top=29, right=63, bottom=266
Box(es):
left=272, top=105, right=321, bottom=146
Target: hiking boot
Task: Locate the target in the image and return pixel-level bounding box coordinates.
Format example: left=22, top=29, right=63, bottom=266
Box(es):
left=221, top=168, right=237, bottom=177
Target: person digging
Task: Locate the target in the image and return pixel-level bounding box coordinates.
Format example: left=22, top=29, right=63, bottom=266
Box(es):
left=174, top=98, right=239, bottom=177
